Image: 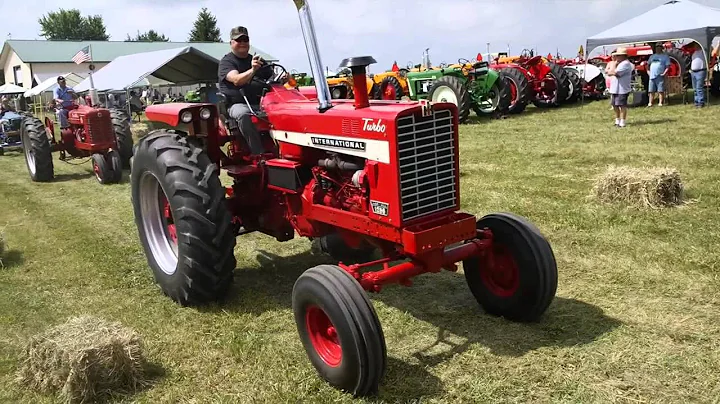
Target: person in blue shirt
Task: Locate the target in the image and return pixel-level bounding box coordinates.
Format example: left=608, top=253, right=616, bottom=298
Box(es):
left=647, top=44, right=670, bottom=107
left=53, top=76, right=77, bottom=128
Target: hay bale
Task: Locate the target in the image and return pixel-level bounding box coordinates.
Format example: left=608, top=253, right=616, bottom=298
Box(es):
left=592, top=165, right=685, bottom=208
left=16, top=316, right=150, bottom=404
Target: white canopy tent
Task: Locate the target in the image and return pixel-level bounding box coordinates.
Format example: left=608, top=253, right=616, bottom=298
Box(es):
left=24, top=73, right=85, bottom=98
left=586, top=0, right=720, bottom=56
left=74, top=46, right=220, bottom=93
left=0, top=83, right=27, bottom=94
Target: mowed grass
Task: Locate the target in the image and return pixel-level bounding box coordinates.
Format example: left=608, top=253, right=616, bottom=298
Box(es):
left=1, top=99, right=720, bottom=403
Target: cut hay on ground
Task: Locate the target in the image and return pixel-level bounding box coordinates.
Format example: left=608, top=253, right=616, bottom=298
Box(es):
left=16, top=316, right=150, bottom=404
left=592, top=165, right=685, bottom=208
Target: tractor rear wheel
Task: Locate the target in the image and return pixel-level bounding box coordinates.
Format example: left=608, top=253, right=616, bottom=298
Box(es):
left=131, top=130, right=236, bottom=306
left=462, top=212, right=557, bottom=322
left=292, top=264, right=386, bottom=397
left=533, top=63, right=569, bottom=108
left=110, top=109, right=133, bottom=168
left=665, top=48, right=690, bottom=87
left=376, top=76, right=404, bottom=100
left=563, top=68, right=582, bottom=103
left=20, top=116, right=53, bottom=182
left=499, top=67, right=530, bottom=114
left=428, top=76, right=471, bottom=123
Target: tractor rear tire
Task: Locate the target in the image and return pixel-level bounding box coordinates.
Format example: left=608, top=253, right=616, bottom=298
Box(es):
left=462, top=212, right=557, bottom=322
left=563, top=68, right=582, bottom=103
left=665, top=48, right=690, bottom=87
left=21, top=116, right=53, bottom=182
left=111, top=109, right=133, bottom=168
left=428, top=76, right=471, bottom=123
left=376, top=76, right=404, bottom=100
left=499, top=67, right=530, bottom=114
left=292, top=264, right=386, bottom=397
left=534, top=62, right=569, bottom=108
left=131, top=130, right=237, bottom=306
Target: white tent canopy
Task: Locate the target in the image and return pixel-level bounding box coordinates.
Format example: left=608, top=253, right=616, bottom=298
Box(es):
left=0, top=83, right=27, bottom=94
left=74, top=46, right=220, bottom=93
left=24, top=73, right=85, bottom=98
left=587, top=0, right=720, bottom=55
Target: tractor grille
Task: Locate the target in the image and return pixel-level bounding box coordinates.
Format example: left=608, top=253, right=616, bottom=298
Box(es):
left=396, top=108, right=457, bottom=222
left=86, top=112, right=114, bottom=144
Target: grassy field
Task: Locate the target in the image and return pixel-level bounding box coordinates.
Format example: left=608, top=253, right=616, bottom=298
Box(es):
left=1, top=98, right=719, bottom=403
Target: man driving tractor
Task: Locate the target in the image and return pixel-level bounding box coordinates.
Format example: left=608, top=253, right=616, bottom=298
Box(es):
left=218, top=26, right=286, bottom=154
left=54, top=76, right=77, bottom=129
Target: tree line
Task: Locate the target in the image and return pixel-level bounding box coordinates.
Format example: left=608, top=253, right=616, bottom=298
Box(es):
left=37, top=8, right=223, bottom=42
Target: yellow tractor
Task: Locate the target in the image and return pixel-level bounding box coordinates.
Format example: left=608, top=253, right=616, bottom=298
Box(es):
left=371, top=62, right=410, bottom=100
left=325, top=67, right=377, bottom=100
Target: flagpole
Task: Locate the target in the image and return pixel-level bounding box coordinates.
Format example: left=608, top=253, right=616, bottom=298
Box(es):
left=87, top=44, right=99, bottom=106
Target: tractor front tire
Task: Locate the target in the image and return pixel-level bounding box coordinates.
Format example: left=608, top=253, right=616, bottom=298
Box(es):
left=563, top=68, right=582, bottom=103
left=111, top=109, right=134, bottom=168
left=499, top=67, right=530, bottom=114
left=92, top=153, right=113, bottom=184
left=376, top=76, right=404, bottom=100
left=462, top=212, right=557, bottom=322
left=292, top=264, right=386, bottom=397
left=108, top=149, right=123, bottom=183
left=21, top=116, right=53, bottom=182
left=428, top=76, right=471, bottom=123
left=131, top=130, right=237, bottom=306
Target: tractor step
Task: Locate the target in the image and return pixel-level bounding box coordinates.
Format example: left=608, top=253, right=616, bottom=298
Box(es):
left=225, top=164, right=261, bottom=176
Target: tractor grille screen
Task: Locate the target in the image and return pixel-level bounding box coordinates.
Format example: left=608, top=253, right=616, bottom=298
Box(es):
left=396, top=108, right=457, bottom=222
left=86, top=113, right=114, bottom=144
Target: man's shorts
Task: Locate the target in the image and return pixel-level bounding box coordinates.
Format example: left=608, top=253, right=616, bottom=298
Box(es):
left=611, top=93, right=629, bottom=106
left=649, top=76, right=665, bottom=93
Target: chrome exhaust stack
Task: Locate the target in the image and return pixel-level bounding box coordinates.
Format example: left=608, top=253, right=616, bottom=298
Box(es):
left=293, top=0, right=333, bottom=112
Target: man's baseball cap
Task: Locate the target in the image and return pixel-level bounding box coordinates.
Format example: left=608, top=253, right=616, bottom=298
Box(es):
left=230, top=26, right=249, bottom=41
left=57, top=75, right=65, bottom=81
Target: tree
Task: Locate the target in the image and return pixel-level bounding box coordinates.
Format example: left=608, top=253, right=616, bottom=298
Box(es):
left=125, top=30, right=169, bottom=42
left=187, top=8, right=222, bottom=42
left=38, top=9, right=109, bottom=41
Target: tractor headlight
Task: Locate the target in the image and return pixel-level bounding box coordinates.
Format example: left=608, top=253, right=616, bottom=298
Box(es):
left=180, top=111, right=193, bottom=123
left=199, top=108, right=211, bottom=120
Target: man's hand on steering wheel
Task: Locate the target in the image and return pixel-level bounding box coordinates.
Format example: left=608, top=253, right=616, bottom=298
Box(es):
left=252, top=62, right=290, bottom=87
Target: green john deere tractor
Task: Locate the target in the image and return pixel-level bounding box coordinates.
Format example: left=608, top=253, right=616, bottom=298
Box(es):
left=405, top=58, right=510, bottom=123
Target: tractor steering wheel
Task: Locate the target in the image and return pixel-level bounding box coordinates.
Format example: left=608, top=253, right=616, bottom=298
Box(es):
left=521, top=49, right=533, bottom=58
left=253, top=62, right=289, bottom=87
left=458, top=58, right=472, bottom=65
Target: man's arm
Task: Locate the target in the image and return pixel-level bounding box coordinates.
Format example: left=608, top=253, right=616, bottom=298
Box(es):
left=614, top=61, right=632, bottom=77
left=220, top=56, right=263, bottom=87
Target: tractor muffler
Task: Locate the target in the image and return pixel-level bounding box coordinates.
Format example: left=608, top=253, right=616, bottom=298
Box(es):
left=293, top=0, right=333, bottom=112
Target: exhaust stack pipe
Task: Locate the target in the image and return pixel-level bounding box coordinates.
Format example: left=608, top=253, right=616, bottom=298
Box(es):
left=293, top=0, right=333, bottom=112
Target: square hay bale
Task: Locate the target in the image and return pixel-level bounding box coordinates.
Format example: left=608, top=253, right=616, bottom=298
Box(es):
left=592, top=165, right=685, bottom=208
left=16, top=316, right=150, bottom=404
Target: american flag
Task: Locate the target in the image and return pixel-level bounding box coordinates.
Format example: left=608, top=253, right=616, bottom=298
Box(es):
left=72, top=46, right=91, bottom=64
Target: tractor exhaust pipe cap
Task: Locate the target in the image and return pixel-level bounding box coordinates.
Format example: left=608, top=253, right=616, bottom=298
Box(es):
left=338, top=56, right=376, bottom=109
left=293, top=0, right=333, bottom=112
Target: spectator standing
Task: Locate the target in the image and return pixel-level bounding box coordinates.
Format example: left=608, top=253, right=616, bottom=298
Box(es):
left=647, top=43, right=670, bottom=106
left=690, top=42, right=707, bottom=107
left=606, top=47, right=634, bottom=128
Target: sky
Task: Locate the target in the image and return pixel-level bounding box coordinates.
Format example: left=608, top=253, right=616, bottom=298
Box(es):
left=3, top=0, right=720, bottom=74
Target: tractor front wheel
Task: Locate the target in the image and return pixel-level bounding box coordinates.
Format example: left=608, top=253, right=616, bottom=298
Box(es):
left=292, top=264, right=386, bottom=397
left=92, top=153, right=112, bottom=184
left=462, top=212, right=557, bottom=322
left=21, top=116, right=54, bottom=182
left=131, top=130, right=237, bottom=306
left=428, top=76, right=471, bottom=123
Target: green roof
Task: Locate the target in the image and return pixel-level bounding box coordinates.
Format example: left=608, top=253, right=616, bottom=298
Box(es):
left=2, top=39, right=276, bottom=63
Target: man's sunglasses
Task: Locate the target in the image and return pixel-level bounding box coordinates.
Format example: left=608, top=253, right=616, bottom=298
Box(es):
left=234, top=36, right=250, bottom=43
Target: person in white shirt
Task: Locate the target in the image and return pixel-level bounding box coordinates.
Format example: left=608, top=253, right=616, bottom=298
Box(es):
left=689, top=42, right=707, bottom=107
left=606, top=48, right=634, bottom=127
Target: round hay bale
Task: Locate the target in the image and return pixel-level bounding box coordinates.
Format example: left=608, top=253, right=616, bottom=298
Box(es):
left=592, top=165, right=685, bottom=208
left=16, top=316, right=150, bottom=404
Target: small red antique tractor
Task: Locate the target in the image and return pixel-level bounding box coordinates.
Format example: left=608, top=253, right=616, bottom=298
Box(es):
left=131, top=0, right=558, bottom=396
left=20, top=97, right=133, bottom=184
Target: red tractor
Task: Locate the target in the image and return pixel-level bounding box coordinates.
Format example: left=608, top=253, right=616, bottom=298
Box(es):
left=490, top=49, right=571, bottom=113
left=130, top=0, right=558, bottom=396
left=20, top=97, right=134, bottom=184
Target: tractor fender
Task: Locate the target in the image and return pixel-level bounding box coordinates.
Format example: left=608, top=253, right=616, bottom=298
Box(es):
left=145, top=102, right=215, bottom=127
left=482, top=69, right=501, bottom=89
left=565, top=64, right=602, bottom=82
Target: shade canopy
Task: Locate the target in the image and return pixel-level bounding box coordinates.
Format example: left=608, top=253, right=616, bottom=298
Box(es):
left=74, top=46, right=221, bottom=92
left=586, top=0, right=720, bottom=54
left=24, top=73, right=85, bottom=98
left=0, top=83, right=27, bottom=94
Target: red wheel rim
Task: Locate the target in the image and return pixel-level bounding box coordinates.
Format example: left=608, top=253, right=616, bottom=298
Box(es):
left=509, top=80, right=518, bottom=107
left=383, top=85, right=397, bottom=100
left=480, top=244, right=520, bottom=297
left=305, top=305, right=342, bottom=367
left=160, top=191, right=177, bottom=244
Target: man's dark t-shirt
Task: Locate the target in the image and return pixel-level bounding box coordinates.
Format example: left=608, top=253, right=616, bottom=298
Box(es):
left=218, top=52, right=272, bottom=106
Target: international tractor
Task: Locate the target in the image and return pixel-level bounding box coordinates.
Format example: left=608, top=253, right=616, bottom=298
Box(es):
left=20, top=97, right=133, bottom=184
left=130, top=0, right=558, bottom=397
left=490, top=49, right=571, bottom=113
